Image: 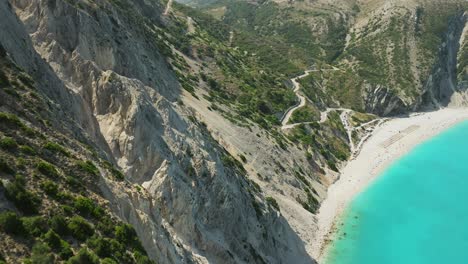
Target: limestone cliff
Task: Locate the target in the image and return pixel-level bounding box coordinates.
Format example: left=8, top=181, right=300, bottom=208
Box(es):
left=420, top=11, right=468, bottom=108
left=1, top=0, right=467, bottom=263
left=1, top=0, right=315, bottom=263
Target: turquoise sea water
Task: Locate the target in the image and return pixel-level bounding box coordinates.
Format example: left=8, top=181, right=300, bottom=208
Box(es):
left=326, top=121, right=468, bottom=264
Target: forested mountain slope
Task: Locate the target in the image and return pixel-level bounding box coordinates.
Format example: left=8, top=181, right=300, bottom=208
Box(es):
left=188, top=0, right=468, bottom=114
left=0, top=0, right=466, bottom=263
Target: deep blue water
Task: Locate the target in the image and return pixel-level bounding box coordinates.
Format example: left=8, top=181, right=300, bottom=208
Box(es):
left=326, top=121, right=468, bottom=264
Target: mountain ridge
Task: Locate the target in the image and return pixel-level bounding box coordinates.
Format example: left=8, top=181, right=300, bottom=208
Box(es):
left=0, top=0, right=466, bottom=263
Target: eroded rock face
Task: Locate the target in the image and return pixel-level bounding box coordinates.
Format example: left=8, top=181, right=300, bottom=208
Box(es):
left=420, top=12, right=468, bottom=109
left=364, top=84, right=409, bottom=116
left=3, top=0, right=463, bottom=262
left=3, top=0, right=314, bottom=263
left=362, top=10, right=468, bottom=115
left=457, top=12, right=468, bottom=89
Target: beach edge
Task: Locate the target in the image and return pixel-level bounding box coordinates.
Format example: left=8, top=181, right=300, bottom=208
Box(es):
left=311, top=108, right=468, bottom=263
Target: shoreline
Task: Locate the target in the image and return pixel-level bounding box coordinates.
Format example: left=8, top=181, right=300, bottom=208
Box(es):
left=311, top=108, right=468, bottom=263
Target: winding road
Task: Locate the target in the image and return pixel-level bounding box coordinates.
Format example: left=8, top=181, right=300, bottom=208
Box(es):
left=280, top=67, right=341, bottom=129
left=279, top=66, right=384, bottom=157
left=279, top=70, right=314, bottom=127
left=163, top=0, right=173, bottom=16
left=187, top=17, right=195, bottom=34
left=339, top=109, right=355, bottom=153
left=229, top=31, right=234, bottom=46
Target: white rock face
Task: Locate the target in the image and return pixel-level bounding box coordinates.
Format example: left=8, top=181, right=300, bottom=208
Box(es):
left=2, top=0, right=316, bottom=263
left=420, top=12, right=468, bottom=109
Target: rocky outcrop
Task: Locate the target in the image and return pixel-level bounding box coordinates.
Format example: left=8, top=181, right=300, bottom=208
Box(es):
left=360, top=9, right=468, bottom=115
left=2, top=0, right=315, bottom=263
left=364, top=84, right=409, bottom=116
left=419, top=12, right=468, bottom=109
left=457, top=13, right=468, bottom=88
left=4, top=0, right=464, bottom=263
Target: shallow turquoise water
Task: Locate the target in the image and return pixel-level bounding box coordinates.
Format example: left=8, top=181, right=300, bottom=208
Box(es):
left=326, top=121, right=468, bottom=264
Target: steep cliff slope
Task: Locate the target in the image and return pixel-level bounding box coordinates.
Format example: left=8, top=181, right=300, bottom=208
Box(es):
left=421, top=11, right=468, bottom=108
left=1, top=0, right=467, bottom=263
left=0, top=1, right=153, bottom=262
left=1, top=0, right=317, bottom=263
left=0, top=44, right=154, bottom=264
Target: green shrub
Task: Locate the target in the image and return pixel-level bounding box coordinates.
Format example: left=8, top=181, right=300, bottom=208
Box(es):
left=18, top=73, right=34, bottom=87
left=251, top=200, right=262, bottom=218
left=19, top=145, right=36, bottom=155
left=40, top=180, right=59, bottom=197
left=87, top=236, right=113, bottom=258
left=28, top=242, right=55, bottom=264
left=66, top=248, right=99, bottom=264
left=43, top=142, right=70, bottom=157
left=61, top=205, right=73, bottom=216
left=92, top=205, right=104, bottom=219
left=22, top=216, right=47, bottom=237
left=0, top=112, right=25, bottom=129
left=238, top=154, right=247, bottom=163
left=73, top=196, right=103, bottom=219
left=68, top=216, right=94, bottom=241
left=111, top=168, right=125, bottom=181
left=265, top=196, right=280, bottom=211
left=43, top=230, right=62, bottom=250
left=299, top=190, right=319, bottom=214
left=73, top=196, right=96, bottom=217
left=58, top=240, right=73, bottom=260
left=88, top=232, right=146, bottom=263
left=16, top=157, right=27, bottom=169
left=134, top=251, right=154, bottom=264
left=208, top=78, right=220, bottom=90
left=5, top=176, right=40, bottom=214
left=49, top=215, right=69, bottom=236
left=0, top=158, right=14, bottom=174
left=0, top=70, right=9, bottom=87
left=0, top=137, right=17, bottom=150
left=41, top=229, right=73, bottom=259
left=133, top=251, right=154, bottom=264
left=76, top=160, right=99, bottom=176
left=65, top=175, right=82, bottom=189
left=221, top=154, right=245, bottom=172
left=0, top=211, right=25, bottom=235
left=96, top=216, right=115, bottom=237
left=57, top=191, right=73, bottom=202
left=115, top=224, right=143, bottom=251
left=4, top=88, right=20, bottom=98
left=102, top=161, right=125, bottom=181
left=37, top=161, right=59, bottom=178
left=294, top=171, right=311, bottom=188
left=327, top=160, right=338, bottom=172
left=101, top=258, right=118, bottom=264
left=289, top=106, right=320, bottom=123
left=114, top=223, right=135, bottom=243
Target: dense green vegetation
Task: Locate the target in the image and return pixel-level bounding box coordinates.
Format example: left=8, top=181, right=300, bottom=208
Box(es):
left=350, top=112, right=377, bottom=127
left=5, top=0, right=467, bottom=262
left=331, top=3, right=465, bottom=109
left=0, top=53, right=152, bottom=263
left=298, top=72, right=334, bottom=109
left=287, top=111, right=350, bottom=173
left=220, top=1, right=348, bottom=68
left=174, top=3, right=298, bottom=129
left=289, top=105, right=320, bottom=124
left=458, top=40, right=468, bottom=82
